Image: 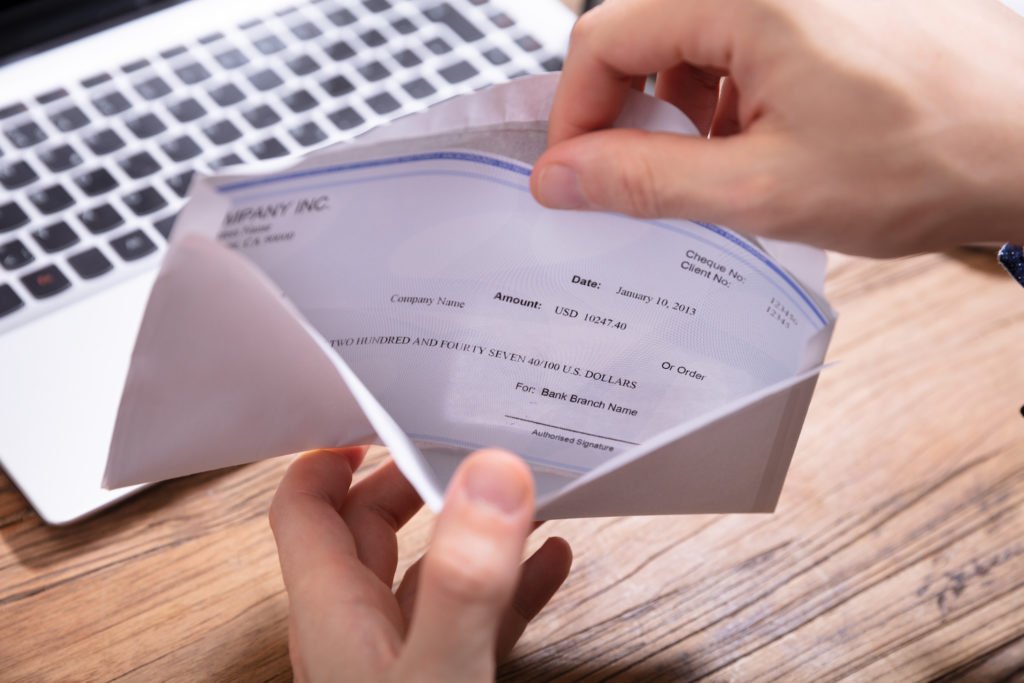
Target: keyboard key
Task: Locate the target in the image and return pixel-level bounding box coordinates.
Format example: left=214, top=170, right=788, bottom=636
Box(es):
left=29, top=185, right=74, bottom=214
left=211, top=153, right=243, bottom=170
left=160, top=45, right=187, bottom=59
left=424, top=3, right=484, bottom=42
left=249, top=68, right=284, bottom=91
left=483, top=47, right=509, bottom=65
left=38, top=144, right=83, bottom=172
left=126, top=113, right=167, bottom=139
left=403, top=77, right=436, bottom=99
left=161, top=135, right=202, bottom=162
left=111, top=230, right=157, bottom=261
left=0, top=160, right=39, bottom=190
left=361, top=29, right=386, bottom=47
left=358, top=61, right=390, bottom=82
left=0, top=239, right=33, bottom=270
left=253, top=34, right=286, bottom=55
left=50, top=106, right=89, bottom=132
left=81, top=73, right=112, bottom=88
left=0, top=284, right=24, bottom=317
left=165, top=171, right=194, bottom=198
left=321, top=75, right=354, bottom=97
left=134, top=76, right=172, bottom=100
left=80, top=204, right=124, bottom=233
left=282, top=89, right=317, bottom=113
left=215, top=48, right=249, bottom=69
left=364, top=0, right=390, bottom=11
left=251, top=137, right=289, bottom=160
left=329, top=107, right=365, bottom=130
left=5, top=121, right=47, bottom=149
left=92, top=91, right=131, bottom=116
left=287, top=54, right=320, bottom=76
left=33, top=221, right=79, bottom=253
left=153, top=215, right=176, bottom=239
left=289, top=21, right=321, bottom=40
left=203, top=119, right=242, bottom=144
left=290, top=121, right=327, bottom=147
left=0, top=202, right=30, bottom=232
left=490, top=12, right=513, bottom=29
left=119, top=151, right=161, bottom=179
left=37, top=89, right=69, bottom=105
left=326, top=8, right=356, bottom=26
left=439, top=60, right=478, bottom=84
left=200, top=31, right=225, bottom=45
left=426, top=37, right=451, bottom=55
left=392, top=18, right=416, bottom=34
left=122, top=59, right=150, bottom=74
left=22, top=264, right=70, bottom=299
left=168, top=97, right=206, bottom=123
left=122, top=187, right=167, bottom=216
left=394, top=49, right=422, bottom=67
left=175, top=62, right=212, bottom=85
left=0, top=103, right=27, bottom=120
left=325, top=40, right=356, bottom=61
left=516, top=35, right=542, bottom=52
left=68, top=247, right=113, bottom=279
left=243, top=105, right=281, bottom=129
left=367, top=92, right=400, bottom=115
left=74, top=167, right=118, bottom=196
left=84, top=128, right=125, bottom=155
left=542, top=57, right=564, bottom=72
left=209, top=83, right=245, bottom=106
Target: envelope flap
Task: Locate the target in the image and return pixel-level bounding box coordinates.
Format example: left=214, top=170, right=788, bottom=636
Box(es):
left=103, top=234, right=373, bottom=487
left=535, top=369, right=822, bottom=519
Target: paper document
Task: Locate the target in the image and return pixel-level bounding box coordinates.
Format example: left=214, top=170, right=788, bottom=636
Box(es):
left=103, top=75, right=836, bottom=518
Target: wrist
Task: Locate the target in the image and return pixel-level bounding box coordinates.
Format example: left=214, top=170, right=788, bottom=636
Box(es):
left=928, top=116, right=1024, bottom=248
left=991, top=134, right=1024, bottom=244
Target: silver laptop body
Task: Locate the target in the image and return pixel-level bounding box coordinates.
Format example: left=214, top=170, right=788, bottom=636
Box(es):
left=0, top=0, right=575, bottom=523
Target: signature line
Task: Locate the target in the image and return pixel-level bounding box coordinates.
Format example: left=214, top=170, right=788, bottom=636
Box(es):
left=504, top=415, right=640, bottom=446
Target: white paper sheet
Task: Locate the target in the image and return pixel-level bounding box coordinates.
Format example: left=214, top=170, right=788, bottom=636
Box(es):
left=103, top=75, right=836, bottom=518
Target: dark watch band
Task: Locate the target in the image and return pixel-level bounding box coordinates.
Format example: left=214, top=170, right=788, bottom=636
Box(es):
left=999, top=243, right=1024, bottom=288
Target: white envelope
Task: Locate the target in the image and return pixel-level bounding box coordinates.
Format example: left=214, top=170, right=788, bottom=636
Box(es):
left=103, top=75, right=836, bottom=518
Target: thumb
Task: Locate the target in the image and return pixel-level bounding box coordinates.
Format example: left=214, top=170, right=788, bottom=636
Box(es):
left=531, top=128, right=774, bottom=227
left=400, top=450, right=534, bottom=681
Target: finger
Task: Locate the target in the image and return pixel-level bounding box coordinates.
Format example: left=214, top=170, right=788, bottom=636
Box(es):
left=550, top=0, right=747, bottom=145
left=532, top=127, right=778, bottom=226
left=342, top=459, right=424, bottom=585
left=711, top=76, right=742, bottom=137
left=395, top=557, right=423, bottom=622
left=496, top=537, right=574, bottom=661
left=655, top=64, right=723, bottom=137
left=269, top=447, right=366, bottom=586
left=394, top=521, right=550, bottom=625
left=269, top=448, right=404, bottom=674
left=401, top=450, right=534, bottom=681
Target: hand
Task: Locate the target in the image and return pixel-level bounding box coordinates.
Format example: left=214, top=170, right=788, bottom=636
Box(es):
left=268, top=448, right=572, bottom=683
left=531, top=0, right=1024, bottom=257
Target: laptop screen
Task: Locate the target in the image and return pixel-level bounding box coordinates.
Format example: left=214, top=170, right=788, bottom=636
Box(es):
left=0, top=0, right=183, bottom=62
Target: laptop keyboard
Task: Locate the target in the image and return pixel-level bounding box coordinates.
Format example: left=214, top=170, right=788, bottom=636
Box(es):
left=0, top=0, right=564, bottom=323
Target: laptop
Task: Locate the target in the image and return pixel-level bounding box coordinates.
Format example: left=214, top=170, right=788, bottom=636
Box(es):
left=0, top=0, right=576, bottom=524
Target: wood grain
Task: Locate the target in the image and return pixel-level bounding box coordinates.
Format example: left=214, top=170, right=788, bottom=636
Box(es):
left=4, top=245, right=1023, bottom=682
left=5, top=2, right=1024, bottom=680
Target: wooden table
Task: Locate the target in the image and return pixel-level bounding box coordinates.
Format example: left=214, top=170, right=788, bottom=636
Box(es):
left=5, top=5, right=1024, bottom=682
left=4, top=248, right=1023, bottom=682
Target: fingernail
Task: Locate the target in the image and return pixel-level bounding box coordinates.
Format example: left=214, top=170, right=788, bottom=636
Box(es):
left=536, top=164, right=588, bottom=209
left=461, top=453, right=528, bottom=516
